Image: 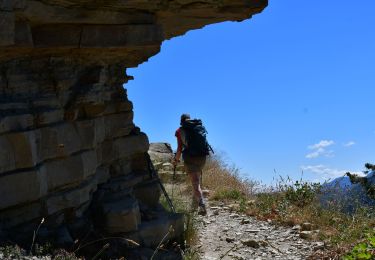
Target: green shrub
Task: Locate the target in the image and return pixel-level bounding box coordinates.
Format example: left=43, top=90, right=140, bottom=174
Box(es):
left=213, top=188, right=244, bottom=201
left=212, top=188, right=249, bottom=212
left=253, top=192, right=280, bottom=216
left=283, top=180, right=321, bottom=207
left=342, top=232, right=375, bottom=260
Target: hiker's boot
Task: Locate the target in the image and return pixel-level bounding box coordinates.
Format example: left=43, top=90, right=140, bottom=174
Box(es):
left=190, top=198, right=199, bottom=212
left=198, top=200, right=207, bottom=216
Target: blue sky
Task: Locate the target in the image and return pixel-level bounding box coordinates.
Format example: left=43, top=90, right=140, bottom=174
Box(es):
left=126, top=0, right=375, bottom=184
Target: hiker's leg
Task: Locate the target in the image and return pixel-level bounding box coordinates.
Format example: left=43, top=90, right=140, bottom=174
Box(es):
left=184, top=154, right=206, bottom=211
left=188, top=171, right=203, bottom=204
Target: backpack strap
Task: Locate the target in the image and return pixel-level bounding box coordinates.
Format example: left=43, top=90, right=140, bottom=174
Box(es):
left=179, top=127, right=187, bottom=147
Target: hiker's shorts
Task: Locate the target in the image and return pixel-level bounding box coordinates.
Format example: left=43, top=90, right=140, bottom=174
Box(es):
left=183, top=154, right=206, bottom=173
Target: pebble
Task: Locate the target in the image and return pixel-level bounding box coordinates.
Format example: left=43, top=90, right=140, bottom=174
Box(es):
left=226, top=237, right=235, bottom=243
left=313, top=242, right=325, bottom=251
left=246, top=229, right=260, bottom=233
left=292, top=224, right=301, bottom=231
left=240, top=219, right=250, bottom=224
left=300, top=231, right=313, bottom=239
left=233, top=253, right=245, bottom=260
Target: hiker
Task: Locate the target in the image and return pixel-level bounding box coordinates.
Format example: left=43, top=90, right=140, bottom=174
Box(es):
left=173, top=113, right=212, bottom=215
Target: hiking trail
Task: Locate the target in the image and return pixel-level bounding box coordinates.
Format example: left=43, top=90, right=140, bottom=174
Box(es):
left=193, top=203, right=323, bottom=260
left=159, top=163, right=324, bottom=260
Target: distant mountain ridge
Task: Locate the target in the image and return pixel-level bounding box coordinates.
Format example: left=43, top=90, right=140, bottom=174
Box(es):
left=320, top=171, right=375, bottom=212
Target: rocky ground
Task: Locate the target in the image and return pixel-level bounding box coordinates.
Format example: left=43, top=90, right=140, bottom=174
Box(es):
left=193, top=204, right=323, bottom=260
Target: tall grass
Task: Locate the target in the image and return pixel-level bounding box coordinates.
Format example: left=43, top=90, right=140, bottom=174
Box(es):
left=202, top=155, right=258, bottom=203
left=159, top=178, right=200, bottom=259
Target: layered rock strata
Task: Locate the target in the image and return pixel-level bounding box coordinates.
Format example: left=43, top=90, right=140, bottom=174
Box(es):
left=149, top=142, right=174, bottom=163
left=0, top=0, right=267, bottom=248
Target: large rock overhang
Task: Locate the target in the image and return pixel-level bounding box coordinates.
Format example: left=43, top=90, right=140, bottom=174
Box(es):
left=0, top=0, right=267, bottom=65
left=0, top=0, right=267, bottom=247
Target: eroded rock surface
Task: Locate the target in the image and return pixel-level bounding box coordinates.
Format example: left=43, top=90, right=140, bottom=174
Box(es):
left=0, top=0, right=267, bottom=249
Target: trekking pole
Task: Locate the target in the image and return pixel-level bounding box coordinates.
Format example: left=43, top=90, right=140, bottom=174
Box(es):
left=172, top=164, right=176, bottom=199
left=146, top=154, right=176, bottom=213
left=173, top=153, right=177, bottom=181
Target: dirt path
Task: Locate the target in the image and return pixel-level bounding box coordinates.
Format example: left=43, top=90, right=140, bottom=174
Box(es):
left=159, top=167, right=322, bottom=260
left=193, top=203, right=323, bottom=260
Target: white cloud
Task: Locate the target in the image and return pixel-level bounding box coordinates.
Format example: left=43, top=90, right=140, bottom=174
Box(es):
left=301, top=165, right=343, bottom=178
left=343, top=141, right=356, bottom=147
left=301, top=165, right=364, bottom=180
left=305, top=140, right=335, bottom=159
left=305, top=148, right=324, bottom=158
left=308, top=140, right=334, bottom=150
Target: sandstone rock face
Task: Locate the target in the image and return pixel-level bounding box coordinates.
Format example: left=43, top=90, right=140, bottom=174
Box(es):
left=149, top=142, right=174, bottom=163
left=0, top=0, right=267, bottom=248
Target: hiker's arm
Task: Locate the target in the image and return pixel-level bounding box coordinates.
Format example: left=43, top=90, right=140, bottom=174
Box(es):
left=175, top=143, right=182, bottom=163
left=173, top=131, right=182, bottom=165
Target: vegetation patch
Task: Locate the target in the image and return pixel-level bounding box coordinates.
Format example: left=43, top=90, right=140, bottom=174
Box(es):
left=200, top=156, right=375, bottom=258
left=343, top=232, right=375, bottom=260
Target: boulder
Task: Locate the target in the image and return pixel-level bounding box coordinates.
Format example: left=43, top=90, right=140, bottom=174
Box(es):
left=149, top=143, right=173, bottom=154
left=148, top=143, right=174, bottom=163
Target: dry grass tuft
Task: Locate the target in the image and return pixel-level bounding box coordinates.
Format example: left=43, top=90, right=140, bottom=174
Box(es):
left=202, top=155, right=257, bottom=204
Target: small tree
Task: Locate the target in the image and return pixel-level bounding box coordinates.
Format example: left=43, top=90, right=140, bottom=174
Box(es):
left=346, top=163, right=375, bottom=200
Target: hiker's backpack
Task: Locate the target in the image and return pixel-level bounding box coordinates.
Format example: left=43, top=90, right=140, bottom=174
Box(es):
left=181, top=119, right=213, bottom=156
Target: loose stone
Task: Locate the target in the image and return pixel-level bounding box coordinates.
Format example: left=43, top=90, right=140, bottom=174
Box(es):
left=241, top=218, right=251, bottom=224
left=241, top=239, right=260, bottom=248
left=300, top=231, right=313, bottom=239
left=301, top=222, right=313, bottom=231
left=226, top=237, right=235, bottom=243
